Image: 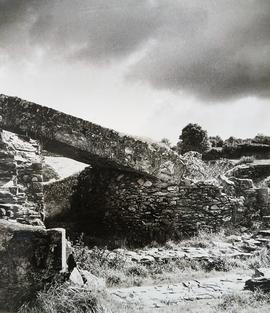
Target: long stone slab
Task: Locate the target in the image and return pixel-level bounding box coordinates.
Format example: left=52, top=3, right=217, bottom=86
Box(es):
left=0, top=94, right=185, bottom=180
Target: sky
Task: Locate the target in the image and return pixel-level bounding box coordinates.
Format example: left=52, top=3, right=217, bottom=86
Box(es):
left=0, top=0, right=269, bottom=144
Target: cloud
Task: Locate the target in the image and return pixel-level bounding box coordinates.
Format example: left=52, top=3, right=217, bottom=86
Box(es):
left=0, top=0, right=269, bottom=100
left=130, top=0, right=270, bottom=101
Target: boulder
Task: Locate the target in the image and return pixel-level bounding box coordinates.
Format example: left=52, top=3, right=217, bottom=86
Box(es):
left=69, top=267, right=84, bottom=286
left=81, top=270, right=106, bottom=291
left=245, top=268, right=270, bottom=292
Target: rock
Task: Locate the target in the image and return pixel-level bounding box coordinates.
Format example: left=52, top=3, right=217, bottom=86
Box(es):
left=69, top=267, right=84, bottom=286
left=220, top=175, right=235, bottom=186
left=137, top=179, right=144, bottom=186
left=245, top=268, right=270, bottom=292
left=231, top=177, right=254, bottom=190
left=253, top=268, right=270, bottom=278
left=245, top=277, right=270, bottom=292
left=0, top=220, right=64, bottom=311
left=80, top=270, right=106, bottom=291
left=144, top=180, right=153, bottom=187
left=167, top=186, right=179, bottom=192
left=257, top=230, right=270, bottom=237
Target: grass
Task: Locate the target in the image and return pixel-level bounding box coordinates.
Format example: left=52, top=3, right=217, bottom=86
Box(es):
left=19, top=289, right=270, bottom=313
left=71, top=229, right=270, bottom=288
left=19, top=280, right=110, bottom=313
left=19, top=229, right=270, bottom=313
left=215, top=290, right=270, bottom=313
left=72, top=233, right=220, bottom=288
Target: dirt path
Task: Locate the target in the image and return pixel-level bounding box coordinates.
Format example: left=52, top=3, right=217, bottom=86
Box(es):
left=110, top=273, right=250, bottom=309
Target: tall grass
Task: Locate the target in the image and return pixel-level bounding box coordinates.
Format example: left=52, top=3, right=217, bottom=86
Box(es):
left=19, top=281, right=108, bottom=313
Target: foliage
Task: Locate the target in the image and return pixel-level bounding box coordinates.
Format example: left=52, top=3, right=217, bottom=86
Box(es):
left=177, top=123, right=210, bottom=154
left=224, top=136, right=242, bottom=147
left=253, top=133, right=270, bottom=145
left=224, top=136, right=252, bottom=147
left=209, top=135, right=224, bottom=148
left=160, top=138, right=171, bottom=147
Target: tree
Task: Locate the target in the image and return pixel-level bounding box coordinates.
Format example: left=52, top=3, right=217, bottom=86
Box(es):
left=177, top=123, right=210, bottom=154
left=223, top=136, right=242, bottom=147
left=209, top=135, right=223, bottom=148
left=253, top=133, right=270, bottom=145
left=160, top=138, right=171, bottom=147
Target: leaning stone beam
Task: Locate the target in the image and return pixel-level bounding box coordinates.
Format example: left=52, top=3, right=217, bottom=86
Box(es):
left=0, top=94, right=185, bottom=180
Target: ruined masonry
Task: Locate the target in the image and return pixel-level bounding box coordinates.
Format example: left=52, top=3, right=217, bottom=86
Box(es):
left=0, top=130, right=44, bottom=225
left=0, top=129, right=66, bottom=310
left=0, top=94, right=266, bottom=309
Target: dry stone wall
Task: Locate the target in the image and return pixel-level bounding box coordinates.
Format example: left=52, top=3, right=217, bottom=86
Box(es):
left=44, top=174, right=79, bottom=223
left=0, top=131, right=66, bottom=311
left=48, top=167, right=244, bottom=245
left=0, top=130, right=44, bottom=226
left=228, top=163, right=270, bottom=183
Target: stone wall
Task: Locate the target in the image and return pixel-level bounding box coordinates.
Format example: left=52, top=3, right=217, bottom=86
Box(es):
left=0, top=220, right=63, bottom=310
left=45, top=167, right=244, bottom=245
left=0, top=94, right=185, bottom=181
left=0, top=130, right=44, bottom=226
left=228, top=163, right=270, bottom=183
left=0, top=131, right=67, bottom=311
left=44, top=174, right=79, bottom=223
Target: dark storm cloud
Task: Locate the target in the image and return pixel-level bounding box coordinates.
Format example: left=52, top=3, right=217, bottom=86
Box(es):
left=131, top=0, right=270, bottom=101
left=0, top=0, right=269, bottom=100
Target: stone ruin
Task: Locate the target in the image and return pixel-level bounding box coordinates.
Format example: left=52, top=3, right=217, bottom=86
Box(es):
left=0, top=94, right=269, bottom=310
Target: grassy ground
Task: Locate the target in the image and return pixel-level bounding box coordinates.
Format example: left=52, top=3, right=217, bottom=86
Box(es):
left=71, top=229, right=270, bottom=288
left=19, top=229, right=270, bottom=313
left=107, top=293, right=270, bottom=313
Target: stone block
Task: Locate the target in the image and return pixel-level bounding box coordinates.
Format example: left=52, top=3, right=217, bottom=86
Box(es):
left=0, top=220, right=65, bottom=311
